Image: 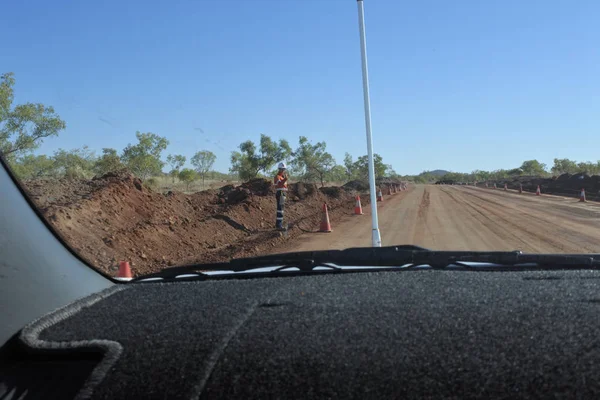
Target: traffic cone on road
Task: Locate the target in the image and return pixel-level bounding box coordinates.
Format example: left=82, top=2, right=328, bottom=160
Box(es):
left=116, top=261, right=132, bottom=281
left=504, top=183, right=507, bottom=191
left=580, top=188, right=586, bottom=202
left=354, top=195, right=364, bottom=215
left=536, top=185, right=541, bottom=196
left=519, top=183, right=523, bottom=194
left=320, top=203, right=332, bottom=232
left=377, top=189, right=383, bottom=202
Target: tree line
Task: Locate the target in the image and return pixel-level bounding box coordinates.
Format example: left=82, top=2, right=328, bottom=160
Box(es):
left=0, top=72, right=398, bottom=188
left=5, top=131, right=219, bottom=187
left=406, top=159, right=600, bottom=184
left=229, top=134, right=398, bottom=186
left=15, top=71, right=596, bottom=190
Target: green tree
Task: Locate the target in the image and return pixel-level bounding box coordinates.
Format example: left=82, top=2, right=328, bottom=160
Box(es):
left=121, top=132, right=169, bottom=180
left=94, top=148, right=122, bottom=176
left=419, top=172, right=436, bottom=183
left=178, top=168, right=197, bottom=191
left=489, top=169, right=509, bottom=180
left=326, top=165, right=348, bottom=183
left=166, top=154, right=186, bottom=183
left=384, top=165, right=395, bottom=177
left=0, top=72, right=66, bottom=160
left=472, top=170, right=491, bottom=182
left=576, top=161, right=600, bottom=175
left=520, top=160, right=547, bottom=176
left=343, top=153, right=357, bottom=180
left=0, top=72, right=14, bottom=121
left=10, top=154, right=57, bottom=179
left=52, top=146, right=96, bottom=179
left=507, top=168, right=523, bottom=176
left=230, top=134, right=292, bottom=181
left=291, top=136, right=335, bottom=187
left=551, top=158, right=578, bottom=175
left=354, top=154, right=388, bottom=181
left=191, top=150, right=216, bottom=188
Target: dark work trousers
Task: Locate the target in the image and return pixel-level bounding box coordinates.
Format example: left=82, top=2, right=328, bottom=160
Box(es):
left=276, top=190, right=286, bottom=229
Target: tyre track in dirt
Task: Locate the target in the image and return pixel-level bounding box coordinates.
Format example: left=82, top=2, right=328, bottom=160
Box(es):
left=284, top=185, right=600, bottom=253
left=435, top=187, right=536, bottom=251
left=441, top=187, right=576, bottom=252
left=458, top=187, right=600, bottom=252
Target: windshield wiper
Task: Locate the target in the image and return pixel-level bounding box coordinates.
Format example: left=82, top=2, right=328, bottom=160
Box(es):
left=131, top=245, right=600, bottom=282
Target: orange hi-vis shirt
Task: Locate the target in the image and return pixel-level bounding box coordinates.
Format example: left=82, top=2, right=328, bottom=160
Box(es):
left=274, top=173, right=288, bottom=191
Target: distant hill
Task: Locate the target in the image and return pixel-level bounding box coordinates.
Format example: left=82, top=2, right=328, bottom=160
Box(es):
left=428, top=170, right=450, bottom=177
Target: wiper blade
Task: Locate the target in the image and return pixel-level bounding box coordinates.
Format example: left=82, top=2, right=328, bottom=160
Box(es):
left=131, top=245, right=600, bottom=282
left=131, top=259, right=345, bottom=282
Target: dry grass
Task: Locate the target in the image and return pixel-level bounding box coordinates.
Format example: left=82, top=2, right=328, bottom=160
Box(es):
left=153, top=176, right=241, bottom=194
left=151, top=177, right=347, bottom=194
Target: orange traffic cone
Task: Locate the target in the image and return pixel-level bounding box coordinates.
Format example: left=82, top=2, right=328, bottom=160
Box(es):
left=377, top=189, right=383, bottom=202
left=536, top=185, right=541, bottom=196
left=320, top=203, right=332, bottom=232
left=116, top=261, right=132, bottom=281
left=519, top=183, right=523, bottom=194
left=354, top=195, right=364, bottom=215
left=580, top=188, right=586, bottom=202
left=504, top=183, right=507, bottom=191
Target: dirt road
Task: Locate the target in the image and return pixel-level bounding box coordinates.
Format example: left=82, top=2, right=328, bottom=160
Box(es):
left=286, top=185, right=600, bottom=253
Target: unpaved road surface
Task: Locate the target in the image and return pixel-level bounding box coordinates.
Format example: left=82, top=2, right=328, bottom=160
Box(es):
left=286, top=185, right=600, bottom=253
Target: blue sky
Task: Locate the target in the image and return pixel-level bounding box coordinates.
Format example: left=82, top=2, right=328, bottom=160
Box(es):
left=2, top=0, right=598, bottom=175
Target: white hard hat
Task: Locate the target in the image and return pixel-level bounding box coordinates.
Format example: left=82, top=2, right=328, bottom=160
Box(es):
left=278, top=162, right=286, bottom=169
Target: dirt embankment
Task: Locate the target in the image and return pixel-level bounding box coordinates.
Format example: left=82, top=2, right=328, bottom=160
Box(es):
left=23, top=171, right=368, bottom=277
left=485, top=173, right=600, bottom=201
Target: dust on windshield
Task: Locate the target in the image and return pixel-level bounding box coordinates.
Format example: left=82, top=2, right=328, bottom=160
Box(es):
left=1, top=1, right=599, bottom=278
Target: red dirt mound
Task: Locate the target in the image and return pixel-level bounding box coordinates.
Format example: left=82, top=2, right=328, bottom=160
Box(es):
left=22, top=174, right=362, bottom=277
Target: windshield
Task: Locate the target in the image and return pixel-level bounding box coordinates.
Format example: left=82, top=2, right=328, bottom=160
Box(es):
left=1, top=1, right=599, bottom=278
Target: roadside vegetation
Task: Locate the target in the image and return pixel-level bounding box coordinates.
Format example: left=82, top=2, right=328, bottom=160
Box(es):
left=2, top=72, right=596, bottom=192
left=404, top=161, right=600, bottom=184
left=1, top=72, right=401, bottom=192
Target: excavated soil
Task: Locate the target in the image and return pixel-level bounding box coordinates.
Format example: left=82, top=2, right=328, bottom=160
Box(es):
left=22, top=172, right=367, bottom=277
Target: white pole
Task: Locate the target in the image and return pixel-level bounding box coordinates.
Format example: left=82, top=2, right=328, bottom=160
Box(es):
left=356, top=0, right=382, bottom=247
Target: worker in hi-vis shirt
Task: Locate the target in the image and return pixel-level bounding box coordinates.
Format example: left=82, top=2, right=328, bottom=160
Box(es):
left=273, top=163, right=288, bottom=230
